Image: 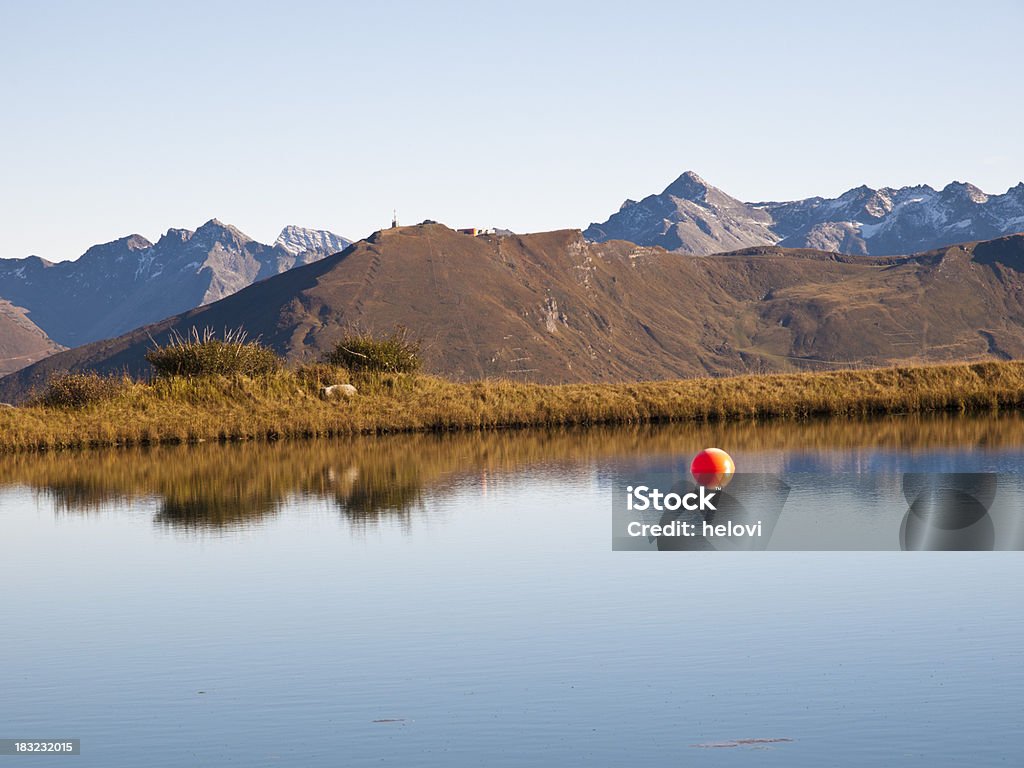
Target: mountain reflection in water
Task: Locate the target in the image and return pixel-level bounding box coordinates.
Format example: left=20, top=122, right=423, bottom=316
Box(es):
left=2, top=412, right=1024, bottom=530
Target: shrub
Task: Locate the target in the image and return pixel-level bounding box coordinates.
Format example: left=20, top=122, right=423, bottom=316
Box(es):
left=325, top=327, right=422, bottom=374
left=146, top=327, right=281, bottom=378
left=31, top=372, right=129, bottom=409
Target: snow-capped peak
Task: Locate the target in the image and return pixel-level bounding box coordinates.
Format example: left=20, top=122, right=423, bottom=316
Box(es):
left=274, top=226, right=351, bottom=257
left=585, top=171, right=1024, bottom=257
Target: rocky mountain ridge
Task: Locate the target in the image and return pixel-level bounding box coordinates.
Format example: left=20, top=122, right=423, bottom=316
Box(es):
left=585, top=171, right=1024, bottom=256
left=0, top=222, right=351, bottom=350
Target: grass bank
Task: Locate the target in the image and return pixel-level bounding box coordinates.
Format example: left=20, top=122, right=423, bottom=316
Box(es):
left=1, top=360, right=1023, bottom=452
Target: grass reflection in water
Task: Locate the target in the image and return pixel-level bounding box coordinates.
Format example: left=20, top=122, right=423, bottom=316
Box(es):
left=2, top=412, right=1023, bottom=529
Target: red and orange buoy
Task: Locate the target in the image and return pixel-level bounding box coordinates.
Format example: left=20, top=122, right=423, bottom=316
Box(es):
left=690, top=448, right=735, bottom=489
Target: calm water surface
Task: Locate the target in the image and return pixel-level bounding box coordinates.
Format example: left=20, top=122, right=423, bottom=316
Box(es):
left=1, top=415, right=1022, bottom=766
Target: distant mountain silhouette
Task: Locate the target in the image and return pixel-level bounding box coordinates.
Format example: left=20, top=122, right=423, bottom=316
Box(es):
left=585, top=171, right=1024, bottom=256
left=584, top=171, right=776, bottom=254
left=0, top=221, right=350, bottom=354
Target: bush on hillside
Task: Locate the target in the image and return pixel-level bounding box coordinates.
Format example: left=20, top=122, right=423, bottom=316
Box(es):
left=325, top=327, right=422, bottom=374
left=145, top=327, right=281, bottom=378
left=31, top=372, right=129, bottom=409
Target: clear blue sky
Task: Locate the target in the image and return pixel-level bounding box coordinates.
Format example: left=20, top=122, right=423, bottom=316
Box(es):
left=1, top=0, right=1021, bottom=261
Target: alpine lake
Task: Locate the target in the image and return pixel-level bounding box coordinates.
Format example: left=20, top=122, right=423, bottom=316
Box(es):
left=2, top=413, right=1022, bottom=766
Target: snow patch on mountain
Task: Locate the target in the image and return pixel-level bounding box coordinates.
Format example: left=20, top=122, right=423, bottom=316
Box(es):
left=274, top=226, right=351, bottom=257
left=588, top=172, right=1024, bottom=256
left=0, top=219, right=353, bottom=350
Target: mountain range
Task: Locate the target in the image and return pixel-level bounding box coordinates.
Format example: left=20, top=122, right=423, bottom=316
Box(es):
left=0, top=221, right=350, bottom=373
left=5, top=224, right=1024, bottom=402
left=585, top=171, right=1024, bottom=256
left=4, top=171, right=1024, bottom=391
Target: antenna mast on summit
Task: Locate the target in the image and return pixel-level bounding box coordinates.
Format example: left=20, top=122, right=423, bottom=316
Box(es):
left=391, top=209, right=398, bottom=228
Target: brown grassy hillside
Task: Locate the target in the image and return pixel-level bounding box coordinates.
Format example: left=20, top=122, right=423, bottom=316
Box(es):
left=3, top=226, right=1024, bottom=401
left=0, top=300, right=65, bottom=377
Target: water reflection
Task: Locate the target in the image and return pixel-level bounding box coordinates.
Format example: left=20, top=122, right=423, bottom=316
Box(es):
left=2, top=412, right=1024, bottom=530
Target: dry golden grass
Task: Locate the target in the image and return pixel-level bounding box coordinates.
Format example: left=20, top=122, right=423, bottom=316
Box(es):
left=1, top=360, right=1023, bottom=452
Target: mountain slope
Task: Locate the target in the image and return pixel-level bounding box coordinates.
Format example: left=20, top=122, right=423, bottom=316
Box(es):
left=586, top=172, right=1024, bottom=256
left=4, top=226, right=1024, bottom=402
left=0, top=300, right=64, bottom=378
left=0, top=222, right=351, bottom=351
left=583, top=171, right=778, bottom=254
